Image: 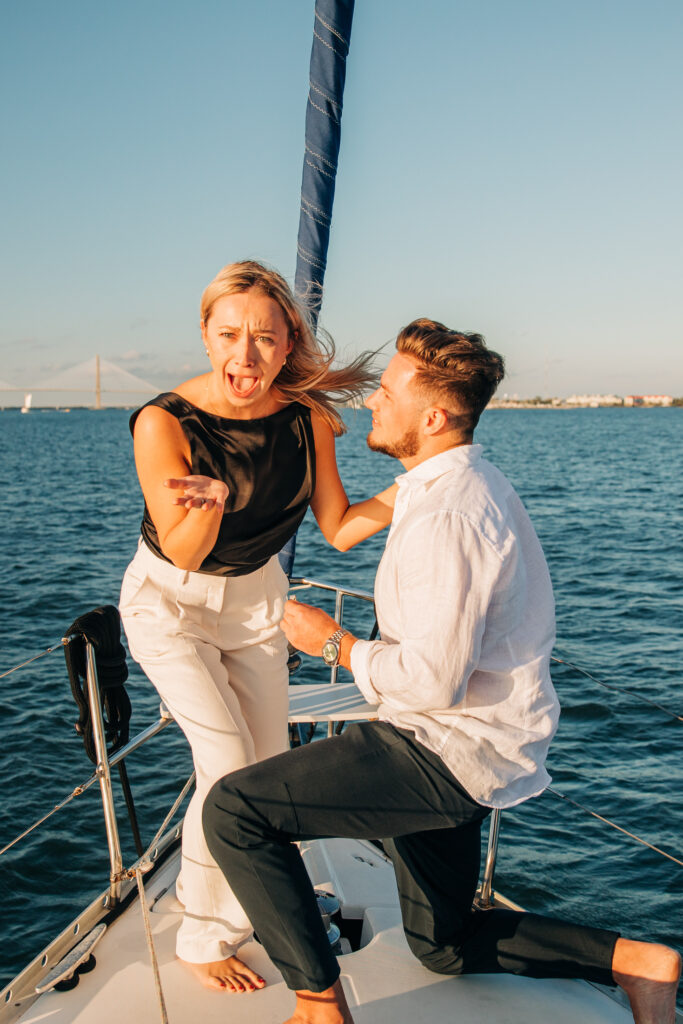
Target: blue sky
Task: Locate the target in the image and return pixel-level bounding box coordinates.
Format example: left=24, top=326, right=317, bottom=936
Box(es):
left=2, top=0, right=682, bottom=401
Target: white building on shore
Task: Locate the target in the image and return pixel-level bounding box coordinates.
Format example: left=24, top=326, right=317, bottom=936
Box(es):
left=565, top=394, right=623, bottom=407
left=624, top=394, right=673, bottom=407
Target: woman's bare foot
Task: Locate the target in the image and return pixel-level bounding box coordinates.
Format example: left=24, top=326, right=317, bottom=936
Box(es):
left=180, top=954, right=266, bottom=993
left=612, top=938, right=681, bottom=1024
left=284, top=978, right=354, bottom=1024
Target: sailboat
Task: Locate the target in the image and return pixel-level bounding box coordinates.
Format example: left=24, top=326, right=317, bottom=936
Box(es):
left=20, top=393, right=32, bottom=414
left=0, top=3, right=680, bottom=1023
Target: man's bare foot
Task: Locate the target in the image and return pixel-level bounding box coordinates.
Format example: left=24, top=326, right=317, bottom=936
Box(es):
left=180, top=954, right=266, bottom=993
left=284, top=978, right=354, bottom=1024
left=612, top=938, right=681, bottom=1024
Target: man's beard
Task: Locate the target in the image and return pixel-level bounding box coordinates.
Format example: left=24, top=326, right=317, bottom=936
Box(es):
left=366, top=426, right=420, bottom=460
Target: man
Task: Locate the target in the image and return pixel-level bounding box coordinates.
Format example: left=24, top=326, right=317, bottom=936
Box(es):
left=203, top=320, right=680, bottom=1024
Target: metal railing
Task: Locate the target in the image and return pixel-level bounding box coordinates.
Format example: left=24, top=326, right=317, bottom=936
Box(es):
left=83, top=639, right=124, bottom=902
left=289, top=577, right=376, bottom=738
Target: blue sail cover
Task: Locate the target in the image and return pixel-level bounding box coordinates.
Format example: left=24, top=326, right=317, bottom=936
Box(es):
left=282, top=1, right=354, bottom=581
left=294, top=0, right=355, bottom=327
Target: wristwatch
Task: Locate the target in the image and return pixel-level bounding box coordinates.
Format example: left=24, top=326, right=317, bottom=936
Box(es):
left=321, top=628, right=348, bottom=667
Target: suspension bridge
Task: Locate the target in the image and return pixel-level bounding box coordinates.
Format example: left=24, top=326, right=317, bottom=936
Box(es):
left=0, top=357, right=159, bottom=408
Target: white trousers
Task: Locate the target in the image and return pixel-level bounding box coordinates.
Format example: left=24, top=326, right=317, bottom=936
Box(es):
left=119, top=541, right=289, bottom=963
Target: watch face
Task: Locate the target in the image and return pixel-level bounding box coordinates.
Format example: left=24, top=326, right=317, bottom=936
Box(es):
left=322, top=641, right=338, bottom=665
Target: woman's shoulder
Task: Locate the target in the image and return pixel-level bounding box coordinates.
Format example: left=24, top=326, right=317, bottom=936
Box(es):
left=173, top=375, right=211, bottom=408
left=129, top=390, right=197, bottom=436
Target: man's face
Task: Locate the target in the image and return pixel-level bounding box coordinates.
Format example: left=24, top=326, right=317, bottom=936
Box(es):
left=365, top=352, right=424, bottom=461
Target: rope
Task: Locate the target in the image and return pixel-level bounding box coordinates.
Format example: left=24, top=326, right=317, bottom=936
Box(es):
left=125, top=773, right=195, bottom=1024
left=0, top=641, right=64, bottom=679
left=135, top=867, right=169, bottom=1024
left=551, top=654, right=682, bottom=722
left=64, top=608, right=133, bottom=761
left=63, top=608, right=145, bottom=857
left=546, top=787, right=683, bottom=868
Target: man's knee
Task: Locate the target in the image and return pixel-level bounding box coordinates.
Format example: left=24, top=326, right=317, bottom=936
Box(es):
left=403, top=932, right=466, bottom=976
left=417, top=949, right=466, bottom=976
left=202, top=758, right=286, bottom=856
left=202, top=774, right=251, bottom=856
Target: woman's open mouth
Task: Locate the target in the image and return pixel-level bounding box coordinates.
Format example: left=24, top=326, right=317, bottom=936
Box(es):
left=227, top=374, right=260, bottom=398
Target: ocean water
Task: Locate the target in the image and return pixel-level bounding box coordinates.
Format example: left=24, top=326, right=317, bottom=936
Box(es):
left=0, top=405, right=681, bottom=999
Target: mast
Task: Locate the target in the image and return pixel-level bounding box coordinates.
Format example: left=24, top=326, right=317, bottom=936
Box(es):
left=294, top=0, right=355, bottom=328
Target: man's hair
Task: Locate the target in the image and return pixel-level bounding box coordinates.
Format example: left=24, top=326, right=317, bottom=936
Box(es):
left=396, top=319, right=505, bottom=434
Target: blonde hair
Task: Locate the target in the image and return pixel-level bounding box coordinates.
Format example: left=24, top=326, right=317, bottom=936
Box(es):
left=200, top=261, right=378, bottom=434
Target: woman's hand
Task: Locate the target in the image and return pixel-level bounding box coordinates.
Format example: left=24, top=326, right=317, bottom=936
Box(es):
left=165, top=476, right=229, bottom=513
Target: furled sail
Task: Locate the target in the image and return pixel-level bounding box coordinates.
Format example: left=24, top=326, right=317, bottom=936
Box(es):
left=283, top=1, right=355, bottom=579
left=294, top=0, right=355, bottom=328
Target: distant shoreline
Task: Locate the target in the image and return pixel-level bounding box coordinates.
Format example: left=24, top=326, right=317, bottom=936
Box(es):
left=0, top=401, right=680, bottom=412
left=488, top=402, right=680, bottom=410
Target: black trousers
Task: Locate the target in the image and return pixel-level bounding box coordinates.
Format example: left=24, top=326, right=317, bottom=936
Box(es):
left=203, top=721, right=618, bottom=992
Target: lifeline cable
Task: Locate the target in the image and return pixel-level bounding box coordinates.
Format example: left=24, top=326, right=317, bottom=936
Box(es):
left=546, top=787, right=683, bottom=868
left=0, top=641, right=64, bottom=679
left=551, top=654, right=682, bottom=722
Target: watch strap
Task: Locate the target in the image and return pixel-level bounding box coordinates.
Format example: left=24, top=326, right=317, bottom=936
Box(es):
left=322, top=627, right=348, bottom=666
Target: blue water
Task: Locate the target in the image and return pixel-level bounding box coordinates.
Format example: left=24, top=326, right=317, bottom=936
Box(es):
left=0, top=406, right=681, bottom=998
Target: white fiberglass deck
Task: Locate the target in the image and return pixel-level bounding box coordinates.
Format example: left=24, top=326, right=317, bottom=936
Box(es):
left=12, top=838, right=639, bottom=1024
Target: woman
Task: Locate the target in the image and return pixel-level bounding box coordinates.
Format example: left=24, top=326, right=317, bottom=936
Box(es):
left=119, top=261, right=395, bottom=993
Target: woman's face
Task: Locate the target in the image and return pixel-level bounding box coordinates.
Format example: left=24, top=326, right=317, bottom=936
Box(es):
left=201, top=288, right=293, bottom=417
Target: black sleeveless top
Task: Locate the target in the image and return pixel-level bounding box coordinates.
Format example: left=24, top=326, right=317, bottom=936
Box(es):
left=130, top=394, right=316, bottom=577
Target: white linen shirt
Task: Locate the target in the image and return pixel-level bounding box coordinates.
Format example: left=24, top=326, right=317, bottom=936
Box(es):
left=349, top=444, right=560, bottom=809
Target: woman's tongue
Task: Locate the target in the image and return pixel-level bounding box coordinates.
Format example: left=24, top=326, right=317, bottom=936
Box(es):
left=229, top=374, right=258, bottom=397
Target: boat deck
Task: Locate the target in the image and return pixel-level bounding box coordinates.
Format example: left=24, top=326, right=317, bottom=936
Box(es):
left=14, top=838, right=639, bottom=1024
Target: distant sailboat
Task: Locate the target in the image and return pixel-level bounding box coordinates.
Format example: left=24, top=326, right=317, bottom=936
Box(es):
left=20, top=393, right=32, bottom=414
